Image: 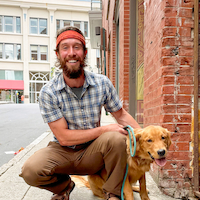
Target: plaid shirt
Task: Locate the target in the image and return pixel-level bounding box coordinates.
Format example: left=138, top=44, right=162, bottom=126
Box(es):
left=39, top=70, right=122, bottom=143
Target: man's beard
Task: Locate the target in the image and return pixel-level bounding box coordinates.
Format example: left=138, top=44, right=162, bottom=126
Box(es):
left=59, top=57, right=85, bottom=79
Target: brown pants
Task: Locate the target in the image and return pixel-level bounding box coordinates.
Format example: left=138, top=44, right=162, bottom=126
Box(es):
left=20, top=131, right=127, bottom=196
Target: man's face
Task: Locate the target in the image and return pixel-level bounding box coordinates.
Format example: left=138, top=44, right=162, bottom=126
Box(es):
left=57, top=38, right=87, bottom=79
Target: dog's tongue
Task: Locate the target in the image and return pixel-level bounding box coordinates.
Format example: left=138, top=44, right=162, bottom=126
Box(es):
left=155, top=158, right=167, bottom=167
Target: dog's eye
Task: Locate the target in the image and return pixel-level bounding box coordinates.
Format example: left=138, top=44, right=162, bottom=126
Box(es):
left=161, top=136, right=165, bottom=140
left=147, top=139, right=152, bottom=142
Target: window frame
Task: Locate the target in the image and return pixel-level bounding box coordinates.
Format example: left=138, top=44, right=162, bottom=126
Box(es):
left=0, top=16, right=21, bottom=33
left=30, top=45, right=48, bottom=62
left=0, top=43, right=21, bottom=60
left=30, top=18, right=47, bottom=35
left=56, top=19, right=88, bottom=38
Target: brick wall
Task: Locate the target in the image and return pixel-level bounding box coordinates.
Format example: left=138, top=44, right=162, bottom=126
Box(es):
left=102, top=0, right=130, bottom=111
left=144, top=0, right=194, bottom=198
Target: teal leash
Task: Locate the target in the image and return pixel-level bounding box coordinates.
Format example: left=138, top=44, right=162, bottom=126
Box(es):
left=121, top=125, right=137, bottom=200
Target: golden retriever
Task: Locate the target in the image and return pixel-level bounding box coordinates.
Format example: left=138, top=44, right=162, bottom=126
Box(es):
left=72, top=125, right=171, bottom=200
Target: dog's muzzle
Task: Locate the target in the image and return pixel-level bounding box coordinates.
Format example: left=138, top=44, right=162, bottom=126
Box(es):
left=148, top=149, right=167, bottom=167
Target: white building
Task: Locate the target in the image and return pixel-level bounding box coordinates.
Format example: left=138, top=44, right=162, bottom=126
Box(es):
left=0, top=0, right=99, bottom=104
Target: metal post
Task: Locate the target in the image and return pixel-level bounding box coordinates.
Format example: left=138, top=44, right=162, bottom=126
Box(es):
left=193, top=0, right=200, bottom=197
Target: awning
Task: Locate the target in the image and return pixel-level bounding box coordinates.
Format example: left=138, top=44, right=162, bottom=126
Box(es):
left=0, top=80, right=24, bottom=90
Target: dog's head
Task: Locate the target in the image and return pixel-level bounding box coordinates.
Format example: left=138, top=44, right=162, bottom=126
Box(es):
left=127, top=125, right=171, bottom=167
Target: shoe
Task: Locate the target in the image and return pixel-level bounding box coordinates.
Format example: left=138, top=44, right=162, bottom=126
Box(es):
left=106, top=192, right=121, bottom=200
left=51, top=180, right=75, bottom=200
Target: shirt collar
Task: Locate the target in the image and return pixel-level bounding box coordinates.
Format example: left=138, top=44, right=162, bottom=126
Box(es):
left=55, top=70, right=95, bottom=91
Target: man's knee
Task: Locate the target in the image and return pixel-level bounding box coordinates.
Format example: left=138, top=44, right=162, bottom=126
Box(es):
left=20, top=155, right=51, bottom=187
left=103, top=131, right=127, bottom=152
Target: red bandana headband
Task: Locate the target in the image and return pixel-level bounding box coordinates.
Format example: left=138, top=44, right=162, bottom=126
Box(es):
left=56, top=30, right=86, bottom=48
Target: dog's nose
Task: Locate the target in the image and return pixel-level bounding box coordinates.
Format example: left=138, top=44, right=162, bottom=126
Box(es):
left=157, top=149, right=166, bottom=157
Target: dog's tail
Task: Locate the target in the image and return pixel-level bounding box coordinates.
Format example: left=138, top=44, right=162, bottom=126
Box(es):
left=71, top=175, right=91, bottom=189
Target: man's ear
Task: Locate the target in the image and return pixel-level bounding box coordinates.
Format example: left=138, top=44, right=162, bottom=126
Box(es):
left=84, top=49, right=87, bottom=57
left=55, top=51, right=60, bottom=59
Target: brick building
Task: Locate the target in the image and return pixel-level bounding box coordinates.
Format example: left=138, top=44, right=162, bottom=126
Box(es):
left=100, top=0, right=199, bottom=198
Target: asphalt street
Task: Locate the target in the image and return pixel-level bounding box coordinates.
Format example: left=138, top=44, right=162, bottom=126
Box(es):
left=0, top=103, right=49, bottom=167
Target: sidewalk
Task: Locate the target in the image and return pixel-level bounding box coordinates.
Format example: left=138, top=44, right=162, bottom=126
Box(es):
left=0, top=109, right=184, bottom=200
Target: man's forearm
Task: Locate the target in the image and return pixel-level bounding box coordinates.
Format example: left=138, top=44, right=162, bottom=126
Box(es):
left=112, top=108, right=141, bottom=129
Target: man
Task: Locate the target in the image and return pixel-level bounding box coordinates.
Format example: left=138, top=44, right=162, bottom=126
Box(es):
left=20, top=26, right=140, bottom=200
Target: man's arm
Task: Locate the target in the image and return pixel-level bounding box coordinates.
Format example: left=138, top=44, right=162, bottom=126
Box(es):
left=48, top=117, right=127, bottom=146
left=111, top=108, right=141, bottom=129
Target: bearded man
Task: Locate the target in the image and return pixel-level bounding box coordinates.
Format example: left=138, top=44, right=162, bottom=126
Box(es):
left=20, top=26, right=140, bottom=200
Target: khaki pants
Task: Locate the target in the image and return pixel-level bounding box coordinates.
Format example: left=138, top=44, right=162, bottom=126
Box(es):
left=20, top=131, right=127, bottom=196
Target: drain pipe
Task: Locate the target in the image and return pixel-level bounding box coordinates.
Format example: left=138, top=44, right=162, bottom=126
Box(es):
left=193, top=0, right=199, bottom=197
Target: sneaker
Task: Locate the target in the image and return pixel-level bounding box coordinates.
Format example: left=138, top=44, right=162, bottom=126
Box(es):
left=51, top=180, right=75, bottom=200
left=105, top=192, right=121, bottom=200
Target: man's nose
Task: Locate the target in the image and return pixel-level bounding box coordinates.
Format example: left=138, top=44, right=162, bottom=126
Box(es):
left=68, top=46, right=76, bottom=56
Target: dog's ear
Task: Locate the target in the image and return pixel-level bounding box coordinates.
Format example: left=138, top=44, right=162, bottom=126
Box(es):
left=165, top=129, right=172, bottom=149
left=133, top=128, right=142, bottom=141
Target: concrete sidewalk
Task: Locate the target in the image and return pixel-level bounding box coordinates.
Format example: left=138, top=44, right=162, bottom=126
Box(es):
left=0, top=109, right=181, bottom=200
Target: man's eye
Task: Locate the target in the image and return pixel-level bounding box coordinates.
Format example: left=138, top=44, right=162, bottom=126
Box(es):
left=62, top=46, right=68, bottom=50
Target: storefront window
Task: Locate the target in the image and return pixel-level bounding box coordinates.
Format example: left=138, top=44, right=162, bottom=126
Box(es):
left=0, top=89, right=24, bottom=103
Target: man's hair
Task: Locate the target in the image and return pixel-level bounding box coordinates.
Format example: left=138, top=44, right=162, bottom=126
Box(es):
left=55, top=26, right=86, bottom=53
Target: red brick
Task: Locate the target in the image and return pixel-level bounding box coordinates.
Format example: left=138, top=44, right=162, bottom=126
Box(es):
left=177, top=105, right=191, bottom=113
left=179, top=8, right=192, bottom=18
left=162, top=57, right=179, bottom=65
left=177, top=76, right=193, bottom=85
left=167, top=151, right=191, bottom=160
left=179, top=27, right=191, bottom=37
left=162, top=37, right=178, bottom=47
left=162, top=105, right=176, bottom=113
left=162, top=86, right=175, bottom=94
left=162, top=95, right=175, bottom=104
left=161, top=76, right=175, bottom=85
left=178, top=18, right=194, bottom=28
left=179, top=47, right=193, bottom=56
left=178, top=86, right=193, bottom=94
left=176, top=142, right=190, bottom=151
left=171, top=133, right=191, bottom=142
left=176, top=95, right=192, bottom=104
left=163, top=27, right=177, bottom=37
left=164, top=17, right=177, bottom=26
left=180, top=0, right=194, bottom=7
left=164, top=7, right=178, bottom=17
left=165, top=0, right=180, bottom=7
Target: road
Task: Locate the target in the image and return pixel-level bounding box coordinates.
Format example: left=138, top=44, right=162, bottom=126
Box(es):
left=0, top=103, right=49, bottom=167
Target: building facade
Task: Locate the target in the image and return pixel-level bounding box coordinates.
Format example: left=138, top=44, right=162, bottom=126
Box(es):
left=101, top=0, right=199, bottom=198
left=0, top=0, right=98, bottom=104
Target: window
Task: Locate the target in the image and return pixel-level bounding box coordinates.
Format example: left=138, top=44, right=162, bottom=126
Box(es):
left=0, top=43, right=21, bottom=60
left=84, top=22, right=88, bottom=37
left=17, top=44, right=21, bottom=60
left=63, top=20, right=70, bottom=27
left=30, top=45, right=48, bottom=61
left=0, top=70, right=23, bottom=80
left=0, top=16, right=2, bottom=32
left=0, top=16, right=21, bottom=33
left=40, top=46, right=47, bottom=60
left=16, top=17, right=21, bottom=33
left=0, top=44, right=2, bottom=59
left=30, top=18, right=47, bottom=35
left=5, top=16, right=13, bottom=32
left=56, top=20, right=88, bottom=37
left=5, top=44, right=14, bottom=60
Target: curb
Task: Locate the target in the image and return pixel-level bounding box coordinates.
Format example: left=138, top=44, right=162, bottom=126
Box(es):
left=0, top=131, right=51, bottom=176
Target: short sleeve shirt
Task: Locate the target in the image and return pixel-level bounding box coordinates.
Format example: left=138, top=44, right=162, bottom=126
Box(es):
left=39, top=70, right=122, bottom=142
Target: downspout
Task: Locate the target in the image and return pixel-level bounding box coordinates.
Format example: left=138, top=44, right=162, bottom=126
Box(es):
left=193, top=0, right=199, bottom=197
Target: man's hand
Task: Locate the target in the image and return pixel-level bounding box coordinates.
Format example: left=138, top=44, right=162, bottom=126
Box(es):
left=101, top=124, right=128, bottom=135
